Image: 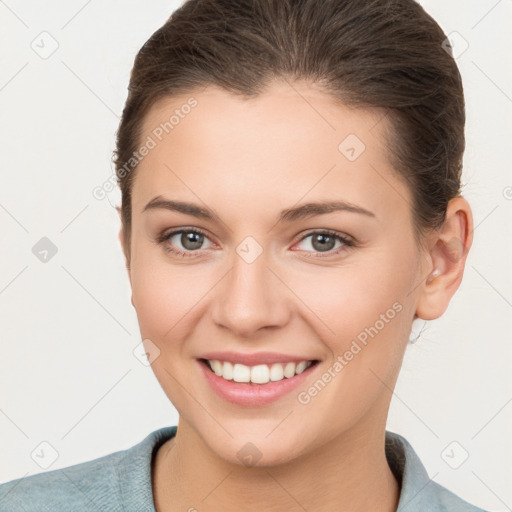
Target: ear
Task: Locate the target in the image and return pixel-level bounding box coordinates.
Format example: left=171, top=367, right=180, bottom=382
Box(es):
left=118, top=226, right=136, bottom=308
left=116, top=205, right=128, bottom=264
left=118, top=226, right=129, bottom=269
left=117, top=219, right=135, bottom=307
left=415, top=196, right=474, bottom=321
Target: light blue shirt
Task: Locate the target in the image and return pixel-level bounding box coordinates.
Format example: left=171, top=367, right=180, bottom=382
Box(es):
left=0, top=426, right=489, bottom=511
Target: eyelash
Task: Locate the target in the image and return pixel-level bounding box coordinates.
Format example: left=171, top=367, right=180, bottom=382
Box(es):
left=155, top=227, right=355, bottom=259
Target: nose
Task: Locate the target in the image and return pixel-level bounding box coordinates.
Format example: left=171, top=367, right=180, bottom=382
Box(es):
left=210, top=249, right=291, bottom=338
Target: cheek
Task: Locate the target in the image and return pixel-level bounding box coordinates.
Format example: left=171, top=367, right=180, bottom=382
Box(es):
left=283, top=244, right=417, bottom=370
left=131, top=269, right=191, bottom=341
left=285, top=256, right=416, bottom=430
left=130, top=241, right=183, bottom=339
left=129, top=241, right=218, bottom=344
left=130, top=222, right=418, bottom=354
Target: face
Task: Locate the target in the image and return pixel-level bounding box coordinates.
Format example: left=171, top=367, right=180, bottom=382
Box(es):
left=125, top=81, right=429, bottom=466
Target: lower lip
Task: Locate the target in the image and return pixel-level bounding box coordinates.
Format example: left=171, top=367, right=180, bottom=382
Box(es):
left=197, top=359, right=319, bottom=407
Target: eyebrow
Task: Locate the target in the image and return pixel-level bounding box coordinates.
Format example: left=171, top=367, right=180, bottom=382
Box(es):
left=142, top=196, right=376, bottom=223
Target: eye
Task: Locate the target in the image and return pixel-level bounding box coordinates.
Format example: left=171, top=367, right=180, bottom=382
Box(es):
left=156, top=227, right=355, bottom=259
left=293, top=230, right=355, bottom=257
left=156, top=227, right=214, bottom=258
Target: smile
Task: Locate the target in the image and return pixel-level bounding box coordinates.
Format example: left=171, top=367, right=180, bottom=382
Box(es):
left=202, top=358, right=317, bottom=385
left=197, top=357, right=320, bottom=407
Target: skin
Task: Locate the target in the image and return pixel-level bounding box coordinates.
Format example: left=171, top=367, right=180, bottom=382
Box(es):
left=118, top=80, right=473, bottom=512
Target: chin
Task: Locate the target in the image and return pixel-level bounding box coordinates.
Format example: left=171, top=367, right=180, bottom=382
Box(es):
left=201, top=428, right=310, bottom=469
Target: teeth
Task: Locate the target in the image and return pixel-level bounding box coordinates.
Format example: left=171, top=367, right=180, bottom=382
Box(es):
left=283, top=362, right=296, bottom=378
left=210, top=359, right=224, bottom=376
left=233, top=363, right=251, bottom=383
left=295, top=361, right=308, bottom=374
left=206, top=359, right=314, bottom=384
left=269, top=363, right=284, bottom=381
left=250, top=364, right=269, bottom=384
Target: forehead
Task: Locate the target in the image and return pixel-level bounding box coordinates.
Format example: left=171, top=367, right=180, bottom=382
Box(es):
left=141, top=80, right=385, bottom=151
left=132, top=81, right=411, bottom=225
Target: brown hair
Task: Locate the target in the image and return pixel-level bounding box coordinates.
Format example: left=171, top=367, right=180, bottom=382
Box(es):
left=113, top=0, right=465, bottom=262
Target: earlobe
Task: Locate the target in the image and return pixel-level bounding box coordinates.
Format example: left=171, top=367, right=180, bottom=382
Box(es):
left=415, top=196, right=473, bottom=321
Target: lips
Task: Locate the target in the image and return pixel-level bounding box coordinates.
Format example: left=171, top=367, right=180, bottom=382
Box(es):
left=201, top=358, right=317, bottom=384
left=197, top=356, right=320, bottom=406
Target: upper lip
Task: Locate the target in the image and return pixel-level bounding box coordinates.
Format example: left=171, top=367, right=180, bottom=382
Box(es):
left=198, top=351, right=319, bottom=366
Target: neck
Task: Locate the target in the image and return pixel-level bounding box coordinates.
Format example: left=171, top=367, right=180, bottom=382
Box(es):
left=152, top=415, right=400, bottom=512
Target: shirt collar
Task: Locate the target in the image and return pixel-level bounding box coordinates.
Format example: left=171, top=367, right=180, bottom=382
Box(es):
left=116, top=427, right=474, bottom=511
left=117, top=425, right=177, bottom=511
left=386, top=431, right=436, bottom=510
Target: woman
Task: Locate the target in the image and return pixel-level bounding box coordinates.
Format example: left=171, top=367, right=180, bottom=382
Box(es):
left=0, top=0, right=491, bottom=510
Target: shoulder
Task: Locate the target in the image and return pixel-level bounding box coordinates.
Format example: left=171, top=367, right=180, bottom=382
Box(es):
left=0, top=426, right=177, bottom=512
left=385, top=431, right=491, bottom=512
left=425, top=480, right=490, bottom=512
left=0, top=450, right=124, bottom=512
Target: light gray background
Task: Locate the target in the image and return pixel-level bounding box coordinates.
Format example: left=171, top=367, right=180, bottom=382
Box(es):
left=1, top=1, right=511, bottom=510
